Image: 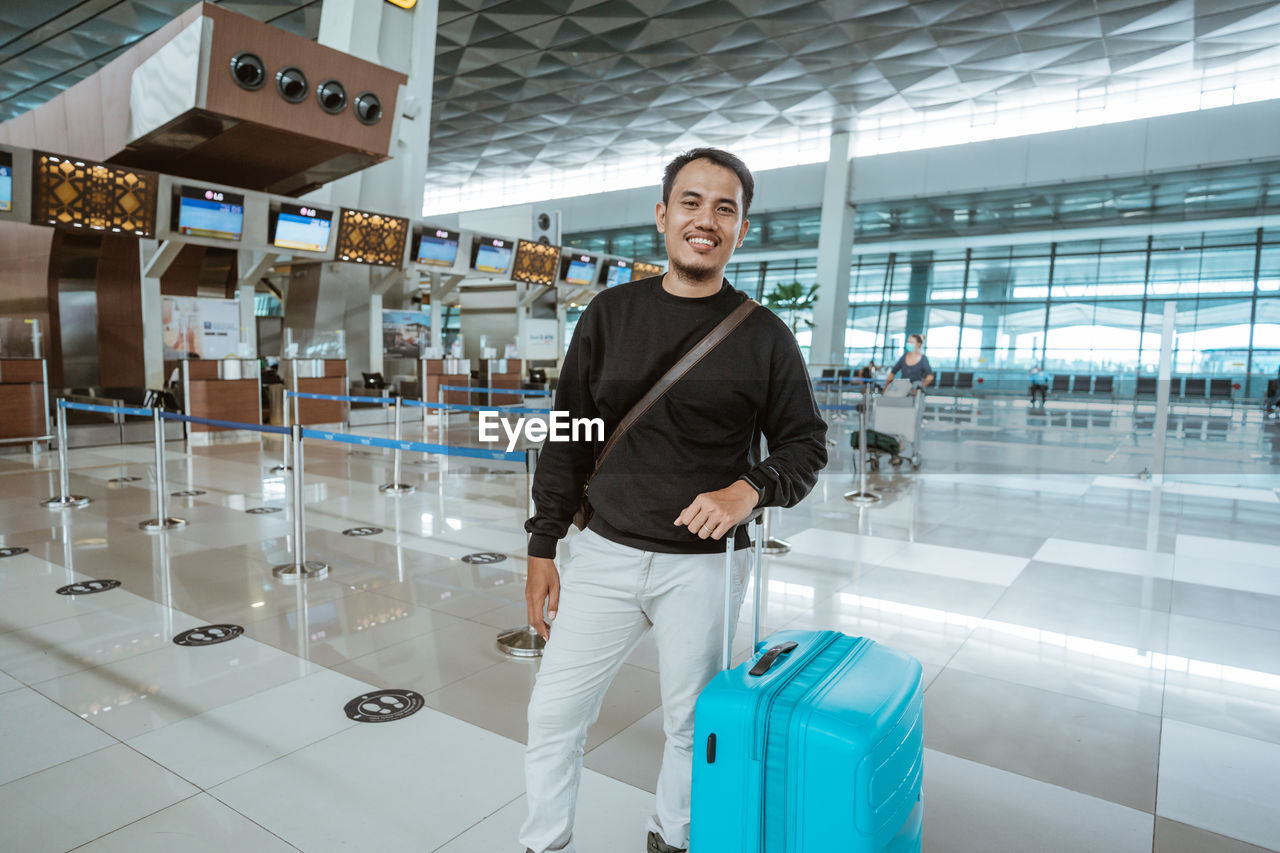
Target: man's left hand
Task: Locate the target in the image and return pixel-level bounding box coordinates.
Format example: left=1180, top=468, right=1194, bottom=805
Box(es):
left=674, top=479, right=760, bottom=540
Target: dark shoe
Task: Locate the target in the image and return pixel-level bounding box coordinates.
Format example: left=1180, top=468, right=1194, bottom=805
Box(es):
left=647, top=831, right=687, bottom=853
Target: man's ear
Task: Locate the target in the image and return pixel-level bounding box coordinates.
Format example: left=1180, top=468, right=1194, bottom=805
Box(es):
left=655, top=202, right=666, bottom=233
left=736, top=217, right=750, bottom=248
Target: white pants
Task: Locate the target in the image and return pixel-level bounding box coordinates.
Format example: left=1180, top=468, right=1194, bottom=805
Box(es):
left=520, top=528, right=750, bottom=853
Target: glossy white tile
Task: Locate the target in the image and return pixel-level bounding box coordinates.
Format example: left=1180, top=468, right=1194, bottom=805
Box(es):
left=71, top=793, right=301, bottom=853
left=1034, top=537, right=1174, bottom=579
left=126, top=668, right=373, bottom=789
left=0, top=744, right=197, bottom=853
left=1157, top=719, right=1280, bottom=851
left=0, top=687, right=116, bottom=785
left=211, top=707, right=525, bottom=853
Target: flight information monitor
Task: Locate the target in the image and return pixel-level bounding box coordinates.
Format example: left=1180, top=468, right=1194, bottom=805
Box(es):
left=0, top=151, right=11, bottom=212
left=602, top=259, right=632, bottom=287
left=174, top=186, right=244, bottom=241
left=561, top=253, right=597, bottom=285
left=271, top=203, right=333, bottom=253
left=472, top=236, right=513, bottom=274
left=417, top=227, right=460, bottom=267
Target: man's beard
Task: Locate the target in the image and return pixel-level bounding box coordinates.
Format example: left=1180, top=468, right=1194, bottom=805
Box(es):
left=670, top=256, right=720, bottom=285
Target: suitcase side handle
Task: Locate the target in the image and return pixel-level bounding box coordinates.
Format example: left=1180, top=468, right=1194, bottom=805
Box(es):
left=747, top=641, right=798, bottom=676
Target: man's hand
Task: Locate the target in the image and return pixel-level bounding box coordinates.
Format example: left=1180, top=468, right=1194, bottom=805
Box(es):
left=526, top=556, right=560, bottom=640
left=674, top=479, right=760, bottom=540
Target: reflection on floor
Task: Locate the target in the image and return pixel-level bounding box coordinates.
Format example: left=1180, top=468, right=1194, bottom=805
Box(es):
left=1, top=404, right=1279, bottom=852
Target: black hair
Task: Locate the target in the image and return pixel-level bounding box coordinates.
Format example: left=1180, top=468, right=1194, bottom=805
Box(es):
left=661, top=147, right=754, bottom=216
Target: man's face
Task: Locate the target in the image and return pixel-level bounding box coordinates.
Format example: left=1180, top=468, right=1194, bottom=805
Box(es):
left=655, top=158, right=750, bottom=282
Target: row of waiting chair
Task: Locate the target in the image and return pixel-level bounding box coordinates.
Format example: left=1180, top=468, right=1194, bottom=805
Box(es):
left=1046, top=374, right=1115, bottom=396
left=1135, top=376, right=1234, bottom=404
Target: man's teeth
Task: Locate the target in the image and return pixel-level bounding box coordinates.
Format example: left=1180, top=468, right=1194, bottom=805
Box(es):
left=689, top=237, right=715, bottom=246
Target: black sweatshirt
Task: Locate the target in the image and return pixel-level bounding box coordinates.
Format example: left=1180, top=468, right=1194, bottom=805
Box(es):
left=525, top=276, right=828, bottom=559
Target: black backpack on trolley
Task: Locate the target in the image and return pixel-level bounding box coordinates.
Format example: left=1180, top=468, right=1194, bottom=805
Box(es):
left=850, top=428, right=901, bottom=458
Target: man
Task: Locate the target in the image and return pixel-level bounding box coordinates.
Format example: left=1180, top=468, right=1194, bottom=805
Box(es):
left=1029, top=366, right=1049, bottom=407
left=520, top=148, right=828, bottom=853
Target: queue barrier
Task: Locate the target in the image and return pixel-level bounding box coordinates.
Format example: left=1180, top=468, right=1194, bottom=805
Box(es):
left=301, top=426, right=526, bottom=462
left=440, top=385, right=553, bottom=397
left=845, top=382, right=881, bottom=505
left=405, top=399, right=553, bottom=415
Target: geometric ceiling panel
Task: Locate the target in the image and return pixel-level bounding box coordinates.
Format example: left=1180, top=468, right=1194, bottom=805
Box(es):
left=4, top=0, right=1280, bottom=205
left=427, top=0, right=1280, bottom=195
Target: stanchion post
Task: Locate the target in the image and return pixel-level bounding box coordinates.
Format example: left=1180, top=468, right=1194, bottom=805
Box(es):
left=761, top=505, right=791, bottom=555
left=379, top=396, right=415, bottom=494
left=497, top=446, right=547, bottom=658
left=41, top=400, right=91, bottom=508
left=273, top=424, right=328, bottom=581
left=139, top=407, right=187, bottom=531
left=271, top=390, right=291, bottom=473
left=845, top=382, right=881, bottom=504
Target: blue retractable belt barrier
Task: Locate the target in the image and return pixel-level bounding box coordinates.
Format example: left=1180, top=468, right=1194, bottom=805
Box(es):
left=301, top=428, right=526, bottom=462
left=439, top=385, right=552, bottom=397
left=60, top=400, right=155, bottom=418
left=161, top=411, right=291, bottom=435
left=818, top=404, right=861, bottom=412
left=284, top=391, right=393, bottom=405
left=400, top=399, right=552, bottom=416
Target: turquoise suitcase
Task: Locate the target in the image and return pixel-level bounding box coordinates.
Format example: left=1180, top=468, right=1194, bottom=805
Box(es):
left=690, top=524, right=923, bottom=852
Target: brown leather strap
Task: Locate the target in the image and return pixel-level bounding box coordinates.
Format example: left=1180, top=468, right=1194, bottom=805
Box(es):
left=589, top=297, right=758, bottom=481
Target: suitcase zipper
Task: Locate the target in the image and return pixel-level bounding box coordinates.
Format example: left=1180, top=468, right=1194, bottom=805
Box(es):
left=757, top=633, right=866, bottom=853
left=752, top=632, right=844, bottom=851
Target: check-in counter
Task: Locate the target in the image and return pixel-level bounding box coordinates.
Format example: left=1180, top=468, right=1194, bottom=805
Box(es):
left=181, top=359, right=261, bottom=437
left=475, top=358, right=522, bottom=407
left=0, top=358, right=51, bottom=444
left=421, top=358, right=470, bottom=406
left=281, top=358, right=348, bottom=425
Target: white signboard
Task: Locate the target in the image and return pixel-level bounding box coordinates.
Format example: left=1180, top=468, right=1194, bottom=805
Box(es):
left=524, top=318, right=558, bottom=361
left=162, top=296, right=240, bottom=360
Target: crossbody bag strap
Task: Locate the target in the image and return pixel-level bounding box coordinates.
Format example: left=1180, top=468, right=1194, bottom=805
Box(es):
left=589, top=297, right=759, bottom=481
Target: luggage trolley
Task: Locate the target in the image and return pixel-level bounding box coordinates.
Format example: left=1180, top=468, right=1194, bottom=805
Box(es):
left=852, top=383, right=925, bottom=471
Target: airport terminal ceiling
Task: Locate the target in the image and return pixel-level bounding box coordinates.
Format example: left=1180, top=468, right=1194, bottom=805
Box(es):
left=3, top=0, right=1280, bottom=198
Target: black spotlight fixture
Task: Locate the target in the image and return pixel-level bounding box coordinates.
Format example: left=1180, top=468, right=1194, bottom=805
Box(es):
left=353, top=91, right=382, bottom=125
left=317, top=80, right=347, bottom=114
left=276, top=66, right=308, bottom=103
left=230, top=52, right=266, bottom=91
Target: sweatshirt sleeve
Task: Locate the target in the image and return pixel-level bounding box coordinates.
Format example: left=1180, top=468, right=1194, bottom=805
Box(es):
left=524, top=306, right=600, bottom=559
left=740, top=327, right=829, bottom=508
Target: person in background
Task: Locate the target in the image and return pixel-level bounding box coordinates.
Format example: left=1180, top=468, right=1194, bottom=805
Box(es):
left=1265, top=363, right=1280, bottom=415
left=1029, top=366, right=1049, bottom=407
left=884, top=334, right=933, bottom=393
left=856, top=358, right=877, bottom=380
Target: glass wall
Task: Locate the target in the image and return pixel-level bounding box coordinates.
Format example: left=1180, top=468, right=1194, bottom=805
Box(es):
left=837, top=229, right=1278, bottom=396
left=566, top=217, right=1279, bottom=397
left=723, top=228, right=1277, bottom=396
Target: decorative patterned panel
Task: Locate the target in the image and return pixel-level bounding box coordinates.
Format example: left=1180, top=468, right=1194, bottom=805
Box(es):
left=633, top=261, right=664, bottom=279
left=511, top=239, right=559, bottom=286
left=32, top=151, right=156, bottom=235
left=335, top=208, right=409, bottom=266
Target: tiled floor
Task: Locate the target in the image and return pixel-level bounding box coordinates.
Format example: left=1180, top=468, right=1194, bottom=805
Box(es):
left=1, top=399, right=1279, bottom=851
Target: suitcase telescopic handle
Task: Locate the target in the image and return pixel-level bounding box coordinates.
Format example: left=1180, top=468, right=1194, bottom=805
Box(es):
left=721, top=511, right=765, bottom=672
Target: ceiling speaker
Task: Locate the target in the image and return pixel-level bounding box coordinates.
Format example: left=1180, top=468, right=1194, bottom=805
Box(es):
left=354, top=92, right=382, bottom=125
left=229, top=52, right=265, bottom=90
left=317, top=80, right=347, bottom=114
left=276, top=66, right=308, bottom=103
